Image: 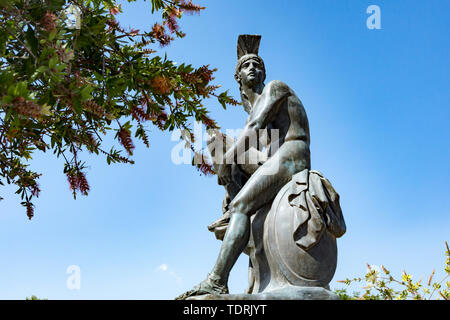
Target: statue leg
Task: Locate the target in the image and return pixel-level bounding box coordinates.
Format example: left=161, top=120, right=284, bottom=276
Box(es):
left=176, top=141, right=309, bottom=299
left=210, top=141, right=310, bottom=285
left=208, top=161, right=292, bottom=285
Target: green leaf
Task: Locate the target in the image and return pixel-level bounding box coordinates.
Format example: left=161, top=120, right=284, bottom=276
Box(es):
left=80, top=85, right=93, bottom=102
left=48, top=56, right=58, bottom=69
left=36, top=66, right=48, bottom=73
left=49, top=29, right=57, bottom=41
left=72, top=99, right=82, bottom=115
left=25, top=25, right=38, bottom=56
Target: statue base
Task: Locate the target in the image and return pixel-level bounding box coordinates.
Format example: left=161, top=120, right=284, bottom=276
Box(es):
left=185, top=286, right=339, bottom=300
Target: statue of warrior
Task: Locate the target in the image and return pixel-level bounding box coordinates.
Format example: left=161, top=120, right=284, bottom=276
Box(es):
left=176, top=35, right=345, bottom=300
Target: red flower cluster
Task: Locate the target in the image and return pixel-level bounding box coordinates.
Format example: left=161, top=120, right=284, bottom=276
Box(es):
left=131, top=105, right=151, bottom=122
left=150, top=76, right=172, bottom=94
left=142, top=135, right=149, bottom=148
left=83, top=100, right=105, bottom=117
left=198, top=160, right=214, bottom=176
left=13, top=97, right=41, bottom=119
left=31, top=184, right=40, bottom=197
left=152, top=109, right=168, bottom=130
left=109, top=5, right=121, bottom=15
left=179, top=0, right=205, bottom=14
left=197, top=65, right=214, bottom=83
left=138, top=96, right=168, bottom=129
left=118, top=127, right=135, bottom=155
left=200, top=114, right=218, bottom=129
left=25, top=202, right=34, bottom=220
left=84, top=132, right=99, bottom=150
left=67, top=171, right=90, bottom=196
left=106, top=18, right=119, bottom=32
left=41, top=11, right=56, bottom=32
left=151, top=23, right=172, bottom=47
left=165, top=9, right=179, bottom=33
left=181, top=65, right=215, bottom=86
left=193, top=151, right=214, bottom=176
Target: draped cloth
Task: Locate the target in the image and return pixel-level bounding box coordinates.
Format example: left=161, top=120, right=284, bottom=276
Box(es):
left=287, top=169, right=346, bottom=250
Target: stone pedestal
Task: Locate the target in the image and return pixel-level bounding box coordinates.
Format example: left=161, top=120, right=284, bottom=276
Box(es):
left=186, top=286, right=339, bottom=300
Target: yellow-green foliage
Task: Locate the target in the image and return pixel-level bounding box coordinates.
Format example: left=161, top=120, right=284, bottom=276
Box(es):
left=26, top=295, right=47, bottom=300
left=336, top=241, right=450, bottom=300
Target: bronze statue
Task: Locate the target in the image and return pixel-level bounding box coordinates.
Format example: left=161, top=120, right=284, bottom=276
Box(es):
left=176, top=35, right=346, bottom=300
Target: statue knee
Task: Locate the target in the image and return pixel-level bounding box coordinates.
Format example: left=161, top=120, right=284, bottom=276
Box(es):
left=228, top=200, right=250, bottom=216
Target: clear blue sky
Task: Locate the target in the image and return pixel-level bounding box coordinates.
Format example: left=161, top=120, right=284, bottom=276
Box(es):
left=1, top=0, right=449, bottom=299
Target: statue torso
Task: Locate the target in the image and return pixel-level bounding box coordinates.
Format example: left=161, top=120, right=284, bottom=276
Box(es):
left=248, top=80, right=310, bottom=152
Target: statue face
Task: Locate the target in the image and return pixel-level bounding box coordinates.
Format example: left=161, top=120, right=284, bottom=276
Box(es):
left=238, top=58, right=265, bottom=87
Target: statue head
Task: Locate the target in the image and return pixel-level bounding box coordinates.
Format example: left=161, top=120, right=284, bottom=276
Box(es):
left=235, top=54, right=266, bottom=89
left=235, top=35, right=266, bottom=113
left=235, top=35, right=266, bottom=88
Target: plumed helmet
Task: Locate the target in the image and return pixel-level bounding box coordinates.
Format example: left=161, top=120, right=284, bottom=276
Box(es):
left=235, top=34, right=266, bottom=84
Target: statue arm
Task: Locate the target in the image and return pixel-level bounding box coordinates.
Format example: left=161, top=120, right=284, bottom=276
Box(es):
left=206, top=131, right=235, bottom=185
left=207, top=131, right=235, bottom=167
left=249, top=80, right=291, bottom=130
left=221, top=81, right=291, bottom=167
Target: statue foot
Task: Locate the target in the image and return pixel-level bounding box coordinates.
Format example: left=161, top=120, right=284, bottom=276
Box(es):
left=175, top=273, right=229, bottom=300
